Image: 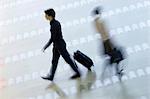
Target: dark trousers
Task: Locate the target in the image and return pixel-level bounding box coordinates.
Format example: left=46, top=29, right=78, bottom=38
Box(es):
left=49, top=43, right=79, bottom=80
left=103, top=39, right=114, bottom=56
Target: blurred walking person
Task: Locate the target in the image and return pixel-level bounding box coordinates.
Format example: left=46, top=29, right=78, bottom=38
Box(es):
left=92, top=7, right=125, bottom=80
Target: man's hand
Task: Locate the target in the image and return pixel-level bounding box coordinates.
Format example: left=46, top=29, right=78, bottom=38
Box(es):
left=42, top=48, right=45, bottom=53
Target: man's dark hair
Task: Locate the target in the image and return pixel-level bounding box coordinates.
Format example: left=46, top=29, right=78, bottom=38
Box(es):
left=44, top=8, right=55, bottom=18
left=92, top=6, right=102, bottom=15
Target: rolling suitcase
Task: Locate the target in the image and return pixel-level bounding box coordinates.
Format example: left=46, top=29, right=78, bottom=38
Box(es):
left=73, top=50, right=94, bottom=71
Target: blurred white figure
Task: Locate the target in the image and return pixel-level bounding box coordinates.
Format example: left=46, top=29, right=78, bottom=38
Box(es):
left=92, top=6, right=126, bottom=81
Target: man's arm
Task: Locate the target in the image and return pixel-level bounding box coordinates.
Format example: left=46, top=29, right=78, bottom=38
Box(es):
left=43, top=38, right=52, bottom=52
left=94, top=17, right=109, bottom=41
left=51, top=22, right=61, bottom=42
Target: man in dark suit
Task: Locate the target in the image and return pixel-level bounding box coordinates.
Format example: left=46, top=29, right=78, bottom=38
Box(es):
left=41, top=8, right=81, bottom=81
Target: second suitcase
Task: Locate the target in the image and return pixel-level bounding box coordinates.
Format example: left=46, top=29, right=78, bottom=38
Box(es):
left=73, top=50, right=94, bottom=71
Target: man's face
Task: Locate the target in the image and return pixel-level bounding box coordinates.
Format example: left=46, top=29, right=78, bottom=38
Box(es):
left=45, top=14, right=53, bottom=21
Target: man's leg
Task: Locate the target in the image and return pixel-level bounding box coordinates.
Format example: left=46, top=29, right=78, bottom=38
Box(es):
left=59, top=47, right=80, bottom=79
left=101, top=59, right=109, bottom=82
left=42, top=47, right=60, bottom=81
left=115, top=63, right=124, bottom=81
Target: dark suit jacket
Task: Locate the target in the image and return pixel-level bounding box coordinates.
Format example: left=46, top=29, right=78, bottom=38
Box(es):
left=44, top=19, right=66, bottom=50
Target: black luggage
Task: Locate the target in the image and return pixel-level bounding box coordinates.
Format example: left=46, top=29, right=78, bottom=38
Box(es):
left=73, top=50, right=94, bottom=71
left=110, top=47, right=125, bottom=64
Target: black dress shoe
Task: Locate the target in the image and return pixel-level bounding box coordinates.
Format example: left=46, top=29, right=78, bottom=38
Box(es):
left=70, top=73, right=81, bottom=79
left=41, top=75, right=53, bottom=81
